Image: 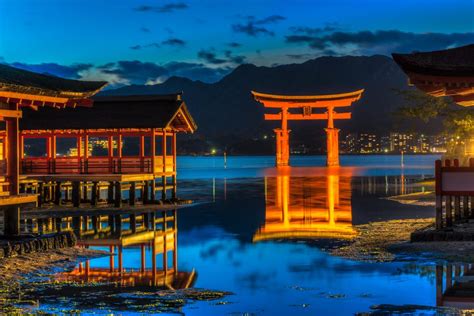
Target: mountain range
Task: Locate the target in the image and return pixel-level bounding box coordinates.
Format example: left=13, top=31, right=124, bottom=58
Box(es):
left=101, top=55, right=438, bottom=154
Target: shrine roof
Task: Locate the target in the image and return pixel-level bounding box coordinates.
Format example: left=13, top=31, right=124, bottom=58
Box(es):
left=0, top=63, right=107, bottom=99
left=392, top=44, right=474, bottom=77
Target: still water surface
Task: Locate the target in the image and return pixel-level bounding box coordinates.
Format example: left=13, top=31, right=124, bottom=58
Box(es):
left=23, top=155, right=474, bottom=315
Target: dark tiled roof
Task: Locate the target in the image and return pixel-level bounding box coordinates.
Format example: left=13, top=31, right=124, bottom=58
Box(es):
left=392, top=44, right=474, bottom=77
left=0, top=63, right=107, bottom=98
left=20, top=94, right=197, bottom=132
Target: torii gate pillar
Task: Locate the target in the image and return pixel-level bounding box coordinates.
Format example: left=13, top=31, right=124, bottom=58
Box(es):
left=325, top=128, right=340, bottom=167
left=325, top=107, right=340, bottom=167
left=274, top=128, right=290, bottom=166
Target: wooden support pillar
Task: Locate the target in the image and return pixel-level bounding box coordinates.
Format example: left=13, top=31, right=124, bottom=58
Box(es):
left=4, top=206, right=20, bottom=236
left=108, top=215, right=114, bottom=230
left=72, top=181, right=81, bottom=207
left=6, top=111, right=20, bottom=195
left=118, top=245, right=123, bottom=274
left=77, top=135, right=82, bottom=173
left=56, top=217, right=62, bottom=232
left=129, top=181, right=136, bottom=206
left=152, top=236, right=157, bottom=285
left=114, top=214, right=122, bottom=234
left=151, top=128, right=156, bottom=174
left=143, top=180, right=149, bottom=204
left=114, top=182, right=122, bottom=208
left=54, top=181, right=62, bottom=205
left=464, top=196, right=470, bottom=219
left=82, top=183, right=88, bottom=202
left=446, top=196, right=453, bottom=227
left=107, top=182, right=114, bottom=204
left=140, top=244, right=146, bottom=273
left=51, top=134, right=56, bottom=173
left=139, top=135, right=145, bottom=173
left=91, top=181, right=99, bottom=206
left=161, top=177, right=167, bottom=201
left=150, top=212, right=156, bottom=230
left=143, top=212, right=150, bottom=229
left=72, top=216, right=82, bottom=238
left=84, top=132, right=89, bottom=173
left=92, top=215, right=98, bottom=232
left=117, top=133, right=123, bottom=173
left=108, top=135, right=114, bottom=173
left=109, top=245, right=115, bottom=272
left=151, top=179, right=156, bottom=202
left=130, top=214, right=136, bottom=233
left=454, top=196, right=461, bottom=221
left=171, top=132, right=177, bottom=199
left=435, top=160, right=443, bottom=229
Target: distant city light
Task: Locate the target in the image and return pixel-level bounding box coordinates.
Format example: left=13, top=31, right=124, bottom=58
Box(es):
left=263, top=135, right=268, bottom=140
left=211, top=148, right=217, bottom=155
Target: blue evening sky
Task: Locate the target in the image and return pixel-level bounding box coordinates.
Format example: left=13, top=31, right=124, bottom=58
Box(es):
left=1, top=0, right=473, bottom=85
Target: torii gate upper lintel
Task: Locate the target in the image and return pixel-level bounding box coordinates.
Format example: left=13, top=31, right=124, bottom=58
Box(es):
left=252, top=89, right=364, bottom=167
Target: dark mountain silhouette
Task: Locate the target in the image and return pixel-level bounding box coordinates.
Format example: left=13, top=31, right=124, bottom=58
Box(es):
left=101, top=55, right=440, bottom=154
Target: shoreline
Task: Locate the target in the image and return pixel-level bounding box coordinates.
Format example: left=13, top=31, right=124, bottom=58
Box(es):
left=331, top=218, right=474, bottom=262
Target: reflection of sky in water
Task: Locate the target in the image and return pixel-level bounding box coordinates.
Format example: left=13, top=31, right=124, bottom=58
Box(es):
left=38, top=155, right=458, bottom=315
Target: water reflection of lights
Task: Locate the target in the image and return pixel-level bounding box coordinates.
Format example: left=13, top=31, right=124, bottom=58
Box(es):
left=54, top=210, right=196, bottom=290
left=254, top=172, right=357, bottom=242
left=436, top=263, right=474, bottom=309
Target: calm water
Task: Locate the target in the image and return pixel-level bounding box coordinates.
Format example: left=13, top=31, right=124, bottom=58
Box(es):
left=18, top=154, right=474, bottom=315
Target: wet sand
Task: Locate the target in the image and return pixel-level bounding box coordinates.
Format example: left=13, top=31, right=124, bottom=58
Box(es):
left=0, top=247, right=107, bottom=284
left=331, top=218, right=474, bottom=262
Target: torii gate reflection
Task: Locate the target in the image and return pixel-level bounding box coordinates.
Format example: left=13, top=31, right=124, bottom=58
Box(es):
left=253, top=169, right=357, bottom=242
left=252, top=90, right=364, bottom=167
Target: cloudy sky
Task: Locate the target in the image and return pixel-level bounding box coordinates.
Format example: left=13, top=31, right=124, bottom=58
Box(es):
left=1, top=0, right=473, bottom=86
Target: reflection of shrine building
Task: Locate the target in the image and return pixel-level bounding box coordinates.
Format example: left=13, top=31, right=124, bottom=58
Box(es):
left=55, top=210, right=196, bottom=290
left=253, top=175, right=357, bottom=242
left=436, top=263, right=474, bottom=309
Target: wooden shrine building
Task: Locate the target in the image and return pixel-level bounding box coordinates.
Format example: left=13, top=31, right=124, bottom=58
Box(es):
left=252, top=90, right=364, bottom=167
left=0, top=63, right=197, bottom=236
left=0, top=63, right=107, bottom=234
left=393, top=44, right=474, bottom=231
left=393, top=44, right=474, bottom=106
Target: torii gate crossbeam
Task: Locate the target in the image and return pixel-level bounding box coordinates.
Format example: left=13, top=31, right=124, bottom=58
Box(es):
left=252, top=89, right=364, bottom=167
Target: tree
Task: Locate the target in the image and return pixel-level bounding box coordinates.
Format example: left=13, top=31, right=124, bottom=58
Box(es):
left=395, top=89, right=474, bottom=140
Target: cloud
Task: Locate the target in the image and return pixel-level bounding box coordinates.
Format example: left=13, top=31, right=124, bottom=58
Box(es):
left=232, top=15, right=286, bottom=37
left=97, top=61, right=169, bottom=84
left=130, top=42, right=161, bottom=50
left=87, top=60, right=231, bottom=85
left=286, top=53, right=314, bottom=60
left=130, top=38, right=186, bottom=50
left=198, top=49, right=246, bottom=65
left=224, top=50, right=246, bottom=64
left=289, top=24, right=340, bottom=35
left=4, top=59, right=233, bottom=86
left=227, top=42, right=242, bottom=48
left=197, top=49, right=227, bottom=64
left=162, top=38, right=186, bottom=47
left=7, top=62, right=93, bottom=79
left=135, top=2, right=188, bottom=13
left=285, top=29, right=474, bottom=56
left=140, top=27, right=151, bottom=33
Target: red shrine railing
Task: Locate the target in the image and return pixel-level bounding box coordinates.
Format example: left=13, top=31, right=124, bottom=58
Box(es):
left=435, top=158, right=474, bottom=229
left=0, top=129, right=177, bottom=176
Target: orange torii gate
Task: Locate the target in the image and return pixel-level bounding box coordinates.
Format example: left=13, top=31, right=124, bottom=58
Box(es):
left=252, top=89, right=364, bottom=167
